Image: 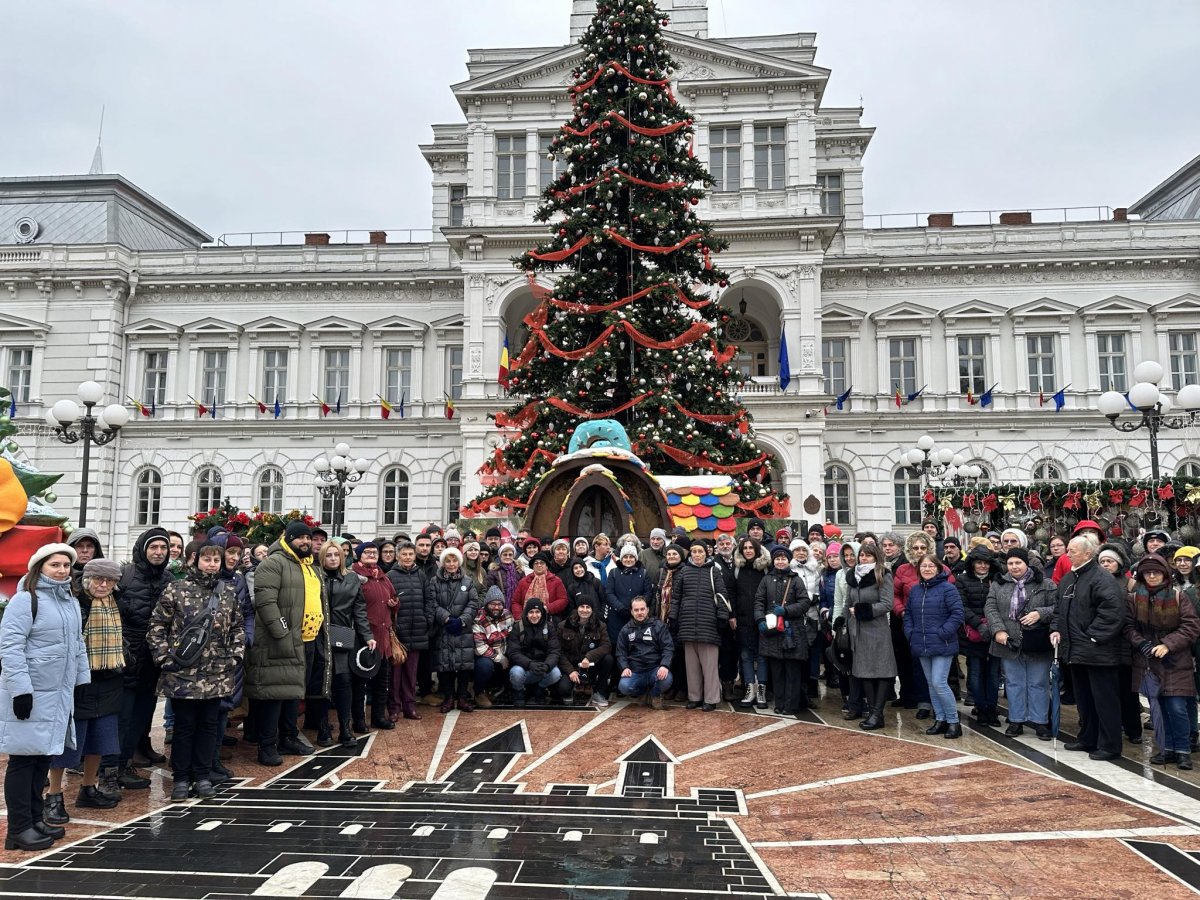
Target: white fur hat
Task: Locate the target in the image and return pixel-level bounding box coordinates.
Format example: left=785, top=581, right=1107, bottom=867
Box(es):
left=28, top=542, right=77, bottom=572
left=439, top=547, right=463, bottom=566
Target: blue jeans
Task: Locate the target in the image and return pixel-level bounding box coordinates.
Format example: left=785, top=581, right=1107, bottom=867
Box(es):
left=618, top=668, right=673, bottom=698
left=967, top=655, right=1001, bottom=710
left=918, top=655, right=959, bottom=724
left=738, top=631, right=768, bottom=686
left=1001, top=654, right=1051, bottom=725
left=510, top=665, right=562, bottom=691
left=1157, top=695, right=1193, bottom=754
left=474, top=655, right=503, bottom=694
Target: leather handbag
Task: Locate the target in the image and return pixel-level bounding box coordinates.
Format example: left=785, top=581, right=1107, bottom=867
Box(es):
left=327, top=624, right=356, bottom=651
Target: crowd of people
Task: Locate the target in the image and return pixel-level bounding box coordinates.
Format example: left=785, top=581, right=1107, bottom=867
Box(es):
left=1, top=512, right=1198, bottom=852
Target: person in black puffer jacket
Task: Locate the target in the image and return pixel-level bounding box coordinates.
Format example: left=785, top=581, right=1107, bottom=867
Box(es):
left=957, top=546, right=1003, bottom=727
left=755, top=546, right=812, bottom=715
left=732, top=538, right=769, bottom=708
left=669, top=543, right=733, bottom=711
left=111, top=527, right=173, bottom=789
left=562, top=558, right=603, bottom=613
left=320, top=543, right=374, bottom=745
left=426, top=548, right=478, bottom=713
left=508, top=598, right=568, bottom=706
left=387, top=541, right=432, bottom=722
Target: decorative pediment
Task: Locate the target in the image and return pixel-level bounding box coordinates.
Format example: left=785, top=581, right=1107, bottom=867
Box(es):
left=431, top=314, right=465, bottom=336
left=1152, top=293, right=1200, bottom=321
left=305, top=316, right=365, bottom=336
left=245, top=316, right=305, bottom=340
left=820, top=303, right=865, bottom=329
left=1081, top=294, right=1150, bottom=324
left=939, top=299, right=1007, bottom=327
left=1010, top=297, right=1076, bottom=326
left=182, top=316, right=242, bottom=337
left=124, top=318, right=182, bottom=344
left=0, top=312, right=49, bottom=339
left=869, top=301, right=936, bottom=327
left=367, top=315, right=428, bottom=338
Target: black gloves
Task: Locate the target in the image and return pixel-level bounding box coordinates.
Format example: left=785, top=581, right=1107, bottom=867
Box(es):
left=529, top=661, right=548, bottom=679
left=853, top=602, right=874, bottom=622
left=833, top=616, right=846, bottom=629
left=1139, top=640, right=1155, bottom=659
left=12, top=694, right=32, bottom=720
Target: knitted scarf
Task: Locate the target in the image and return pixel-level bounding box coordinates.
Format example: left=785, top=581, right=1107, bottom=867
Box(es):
left=1009, top=571, right=1031, bottom=621
left=526, top=573, right=549, bottom=603
left=83, top=592, right=125, bottom=672
left=494, top=562, right=520, bottom=610
left=1132, top=581, right=1181, bottom=635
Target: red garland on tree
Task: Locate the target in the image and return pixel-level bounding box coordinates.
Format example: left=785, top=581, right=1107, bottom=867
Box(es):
left=468, top=0, right=787, bottom=518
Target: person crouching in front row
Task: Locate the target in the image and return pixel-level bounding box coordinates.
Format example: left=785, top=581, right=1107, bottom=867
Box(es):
left=617, top=597, right=675, bottom=709
left=508, top=598, right=568, bottom=706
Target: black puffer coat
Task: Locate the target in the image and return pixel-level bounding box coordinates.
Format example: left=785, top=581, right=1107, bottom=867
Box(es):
left=426, top=566, right=478, bottom=672
left=116, top=527, right=173, bottom=688
left=754, top=566, right=811, bottom=660
left=732, top=547, right=768, bottom=636
left=957, top=547, right=1000, bottom=657
left=669, top=559, right=731, bottom=645
left=558, top=611, right=611, bottom=675
left=508, top=600, right=562, bottom=672
left=324, top=567, right=372, bottom=676
left=1052, top=557, right=1126, bottom=666
left=73, top=591, right=124, bottom=720
left=388, top=563, right=432, bottom=650
left=563, top=569, right=603, bottom=613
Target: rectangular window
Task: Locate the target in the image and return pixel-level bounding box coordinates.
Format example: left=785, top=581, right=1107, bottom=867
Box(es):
left=822, top=338, right=847, bottom=395
left=446, top=469, right=462, bottom=523
left=382, top=470, right=409, bottom=528
left=894, top=469, right=923, bottom=526
left=384, top=348, right=413, bottom=405
left=1026, top=334, right=1056, bottom=394
left=141, top=350, right=167, bottom=409
left=201, top=349, right=227, bottom=405
left=449, top=185, right=466, bottom=227
left=888, top=338, right=917, bottom=396
left=1170, top=332, right=1199, bottom=390
left=753, top=123, right=786, bottom=190
left=957, top=335, right=987, bottom=395
left=1097, top=332, right=1127, bottom=393
left=539, top=134, right=563, bottom=189
left=447, top=346, right=463, bottom=401
left=817, top=172, right=843, bottom=216
left=823, top=467, right=852, bottom=525
left=709, top=126, right=741, bottom=192
left=496, top=134, right=527, bottom=200
left=323, top=348, right=350, bottom=405
left=318, top=492, right=336, bottom=526
left=261, top=348, right=288, bottom=408
left=6, top=347, right=33, bottom=404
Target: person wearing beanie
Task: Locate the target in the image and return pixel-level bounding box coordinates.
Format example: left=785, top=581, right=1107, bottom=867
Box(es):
left=669, top=542, right=734, bottom=711
left=564, top=557, right=604, bottom=613
left=472, top=586, right=514, bottom=708
left=957, top=546, right=1002, bottom=728
left=384, top=540, right=431, bottom=718
left=507, top=598, right=569, bottom=707
left=1173, top=546, right=1200, bottom=595
left=520, top=537, right=542, bottom=573
left=511, top=552, right=568, bottom=621
left=444, top=527, right=461, bottom=548
left=0, top=544, right=87, bottom=851
left=244, top=517, right=327, bottom=767
left=146, top=542, right=245, bottom=801
left=1126, top=553, right=1200, bottom=769
left=604, top=543, right=654, bottom=690
left=572, top=536, right=591, bottom=559
left=639, top=528, right=668, bottom=584
left=66, top=528, right=105, bottom=600
left=549, top=539, right=573, bottom=579
left=558, top=591, right=615, bottom=707
left=984, top=545, right=1058, bottom=740
left=755, top=544, right=812, bottom=716
left=427, top=542, right=479, bottom=713
left=487, top=543, right=523, bottom=614
left=942, top=536, right=964, bottom=576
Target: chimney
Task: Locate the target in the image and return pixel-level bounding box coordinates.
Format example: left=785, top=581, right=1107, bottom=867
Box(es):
left=927, top=213, right=954, bottom=228
left=1112, top=208, right=1128, bottom=222
left=304, top=232, right=331, bottom=246
left=998, top=211, right=1032, bottom=226
left=369, top=230, right=388, bottom=245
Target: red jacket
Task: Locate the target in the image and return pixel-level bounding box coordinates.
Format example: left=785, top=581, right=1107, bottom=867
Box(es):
left=512, top=572, right=568, bottom=620
left=893, top=561, right=955, bottom=617
left=352, top=562, right=397, bottom=650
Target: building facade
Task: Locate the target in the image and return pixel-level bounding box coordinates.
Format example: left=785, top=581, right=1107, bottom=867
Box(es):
left=3, top=0, right=1198, bottom=552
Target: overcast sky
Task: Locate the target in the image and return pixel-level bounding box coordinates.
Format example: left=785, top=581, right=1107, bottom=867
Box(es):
left=3, top=1, right=1197, bottom=239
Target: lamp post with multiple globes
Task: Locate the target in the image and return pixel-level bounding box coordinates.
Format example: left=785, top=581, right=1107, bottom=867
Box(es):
left=46, top=380, right=131, bottom=528
left=1097, top=361, right=1200, bottom=482
left=313, top=442, right=370, bottom=537
left=903, top=435, right=984, bottom=490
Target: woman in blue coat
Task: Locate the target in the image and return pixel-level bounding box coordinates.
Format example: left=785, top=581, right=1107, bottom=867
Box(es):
left=903, top=554, right=965, bottom=738
left=0, top=544, right=91, bottom=851
left=604, top=545, right=654, bottom=651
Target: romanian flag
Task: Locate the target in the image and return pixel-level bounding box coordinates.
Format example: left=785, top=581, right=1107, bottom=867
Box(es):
left=1038, top=389, right=1046, bottom=407
left=894, top=387, right=903, bottom=409
left=444, top=392, right=456, bottom=420
left=189, top=396, right=208, bottom=418
left=250, top=394, right=268, bottom=415
left=129, top=396, right=154, bottom=418
left=966, top=388, right=976, bottom=406
left=314, top=394, right=332, bottom=417
left=498, top=337, right=511, bottom=389
left=379, top=395, right=395, bottom=420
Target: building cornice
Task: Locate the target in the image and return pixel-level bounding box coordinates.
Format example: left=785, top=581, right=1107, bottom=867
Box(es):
left=822, top=255, right=1199, bottom=289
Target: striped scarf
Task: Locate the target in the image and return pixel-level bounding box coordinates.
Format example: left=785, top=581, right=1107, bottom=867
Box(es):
left=84, top=593, right=125, bottom=672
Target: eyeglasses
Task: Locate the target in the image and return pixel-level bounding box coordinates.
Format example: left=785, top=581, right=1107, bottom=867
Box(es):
left=89, top=576, right=117, bottom=585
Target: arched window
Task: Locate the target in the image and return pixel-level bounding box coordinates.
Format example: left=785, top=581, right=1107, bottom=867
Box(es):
left=1033, top=460, right=1064, bottom=482
left=195, top=466, right=222, bottom=511
left=893, top=466, right=923, bottom=526
left=1179, top=460, right=1200, bottom=479
left=445, top=466, right=461, bottom=524
left=968, top=462, right=993, bottom=489
left=1103, top=460, right=1136, bottom=479
left=823, top=463, right=852, bottom=525
left=381, top=467, right=410, bottom=528
left=726, top=316, right=769, bottom=378
left=134, top=468, right=162, bottom=527
left=257, top=466, right=285, bottom=514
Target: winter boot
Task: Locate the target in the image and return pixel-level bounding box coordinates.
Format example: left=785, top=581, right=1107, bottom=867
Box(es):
left=755, top=683, right=768, bottom=709
left=76, top=784, right=118, bottom=810
left=740, top=683, right=756, bottom=707
left=43, top=792, right=69, bottom=826
left=98, top=766, right=122, bottom=800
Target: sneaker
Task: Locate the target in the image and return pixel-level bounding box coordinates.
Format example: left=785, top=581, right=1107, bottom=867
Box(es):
left=279, top=738, right=313, bottom=756
left=118, top=766, right=151, bottom=790
left=257, top=747, right=283, bottom=767
left=43, top=792, right=69, bottom=826
left=193, top=780, right=216, bottom=799
left=1034, top=724, right=1052, bottom=741
left=755, top=684, right=768, bottom=709
left=76, top=784, right=118, bottom=810
left=1151, top=751, right=1178, bottom=765
left=170, top=780, right=191, bottom=802
left=98, top=766, right=122, bottom=799
left=590, top=693, right=609, bottom=708
left=339, top=732, right=358, bottom=747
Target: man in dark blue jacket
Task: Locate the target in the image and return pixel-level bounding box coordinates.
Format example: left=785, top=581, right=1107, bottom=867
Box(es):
left=616, top=598, right=674, bottom=709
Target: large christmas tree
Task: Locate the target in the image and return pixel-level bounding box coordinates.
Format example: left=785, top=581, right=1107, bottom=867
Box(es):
left=467, top=0, right=787, bottom=520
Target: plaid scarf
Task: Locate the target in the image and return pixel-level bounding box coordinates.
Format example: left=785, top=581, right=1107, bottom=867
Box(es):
left=84, top=593, right=125, bottom=672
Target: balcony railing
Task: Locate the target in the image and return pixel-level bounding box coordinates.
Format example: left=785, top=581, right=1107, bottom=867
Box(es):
left=209, top=229, right=435, bottom=247
left=862, top=206, right=1124, bottom=230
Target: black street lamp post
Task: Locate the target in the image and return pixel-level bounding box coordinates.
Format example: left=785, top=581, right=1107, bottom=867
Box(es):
left=46, top=381, right=130, bottom=528
left=314, top=441, right=370, bottom=536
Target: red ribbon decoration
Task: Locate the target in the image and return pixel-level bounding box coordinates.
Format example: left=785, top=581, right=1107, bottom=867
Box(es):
left=561, top=112, right=689, bottom=139
left=604, top=229, right=703, bottom=254
left=552, top=167, right=689, bottom=200
left=1108, top=488, right=1125, bottom=504
left=534, top=275, right=710, bottom=314
left=710, top=340, right=737, bottom=365
left=737, top=494, right=791, bottom=518
left=1027, top=491, right=1042, bottom=511
left=1158, top=484, right=1175, bottom=500
left=654, top=442, right=768, bottom=474
left=673, top=403, right=744, bottom=425
left=492, top=448, right=559, bottom=480
left=546, top=393, right=651, bottom=419
left=464, top=496, right=529, bottom=516
left=570, top=60, right=672, bottom=96
left=982, top=493, right=998, bottom=513
left=493, top=402, right=539, bottom=430
left=1129, top=488, right=1149, bottom=508
left=534, top=320, right=711, bottom=360
left=526, top=234, right=593, bottom=262
left=535, top=324, right=618, bottom=360
left=1063, top=490, right=1082, bottom=510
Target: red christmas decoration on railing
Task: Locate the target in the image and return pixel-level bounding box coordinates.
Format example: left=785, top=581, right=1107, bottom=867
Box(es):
left=1063, top=490, right=1083, bottom=510
left=1027, top=491, right=1043, bottom=511
left=1129, top=487, right=1149, bottom=508
left=1158, top=484, right=1176, bottom=501
left=982, top=493, right=998, bottom=513
left=1108, top=488, right=1125, bottom=505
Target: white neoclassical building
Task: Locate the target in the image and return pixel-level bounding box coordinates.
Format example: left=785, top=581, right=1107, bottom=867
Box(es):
left=2, top=0, right=1199, bottom=553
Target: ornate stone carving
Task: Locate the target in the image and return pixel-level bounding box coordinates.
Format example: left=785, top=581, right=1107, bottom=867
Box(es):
left=678, top=63, right=717, bottom=80
left=469, top=345, right=483, bottom=376
left=800, top=338, right=815, bottom=371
